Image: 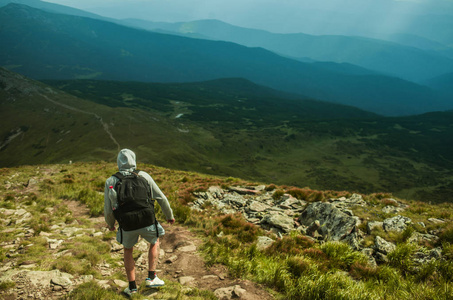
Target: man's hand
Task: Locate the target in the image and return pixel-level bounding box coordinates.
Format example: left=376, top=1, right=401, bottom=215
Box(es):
left=167, top=219, right=175, bottom=225
left=108, top=226, right=116, bottom=231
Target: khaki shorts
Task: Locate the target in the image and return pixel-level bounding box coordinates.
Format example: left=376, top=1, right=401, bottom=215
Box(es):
left=116, top=223, right=165, bottom=249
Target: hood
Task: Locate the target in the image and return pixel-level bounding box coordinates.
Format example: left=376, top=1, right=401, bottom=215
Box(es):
left=117, top=149, right=136, bottom=172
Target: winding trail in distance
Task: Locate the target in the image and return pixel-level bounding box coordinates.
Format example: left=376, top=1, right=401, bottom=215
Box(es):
left=40, top=93, right=121, bottom=151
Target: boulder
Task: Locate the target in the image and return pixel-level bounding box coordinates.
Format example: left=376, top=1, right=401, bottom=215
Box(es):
left=383, top=215, right=412, bottom=232
left=247, top=201, right=270, bottom=213
left=207, top=186, right=223, bottom=197
left=261, top=212, right=294, bottom=233
left=214, top=285, right=246, bottom=300
left=256, top=236, right=274, bottom=251
left=223, top=193, right=247, bottom=208
left=330, top=193, right=366, bottom=210
left=374, top=236, right=396, bottom=255
left=298, top=202, right=358, bottom=241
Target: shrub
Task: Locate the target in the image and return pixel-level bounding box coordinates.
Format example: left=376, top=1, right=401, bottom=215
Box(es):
left=265, top=184, right=276, bottom=191
left=0, top=281, right=15, bottom=291
left=77, top=188, right=103, bottom=217
left=272, top=189, right=285, bottom=200
left=437, top=260, right=453, bottom=282
left=303, top=248, right=328, bottom=261
left=286, top=188, right=310, bottom=200
left=286, top=256, right=312, bottom=277
left=172, top=202, right=191, bottom=224
left=266, top=234, right=315, bottom=256
left=211, top=214, right=260, bottom=243
left=320, top=241, right=367, bottom=271
left=387, top=242, right=417, bottom=275
left=439, top=225, right=453, bottom=244
left=308, top=191, right=324, bottom=202
left=349, top=261, right=379, bottom=280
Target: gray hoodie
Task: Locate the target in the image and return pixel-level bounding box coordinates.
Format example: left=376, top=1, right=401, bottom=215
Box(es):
left=104, top=149, right=174, bottom=229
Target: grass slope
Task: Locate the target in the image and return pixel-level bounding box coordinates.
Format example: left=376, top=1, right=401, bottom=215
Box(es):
left=2, top=69, right=453, bottom=202
left=1, top=162, right=452, bottom=299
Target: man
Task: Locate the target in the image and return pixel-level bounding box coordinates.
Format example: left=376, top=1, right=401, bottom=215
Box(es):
left=104, top=149, right=175, bottom=297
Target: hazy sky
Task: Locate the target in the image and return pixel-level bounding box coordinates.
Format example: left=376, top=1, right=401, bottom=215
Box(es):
left=43, top=0, right=453, bottom=36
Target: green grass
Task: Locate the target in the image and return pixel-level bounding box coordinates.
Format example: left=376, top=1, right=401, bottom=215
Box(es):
left=1, top=161, right=453, bottom=299
left=3, top=76, right=453, bottom=203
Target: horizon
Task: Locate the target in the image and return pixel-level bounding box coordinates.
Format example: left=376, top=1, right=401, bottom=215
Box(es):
left=41, top=0, right=453, bottom=38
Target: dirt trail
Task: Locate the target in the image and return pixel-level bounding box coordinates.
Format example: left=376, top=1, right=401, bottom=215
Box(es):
left=85, top=204, right=274, bottom=299
left=140, top=224, right=273, bottom=299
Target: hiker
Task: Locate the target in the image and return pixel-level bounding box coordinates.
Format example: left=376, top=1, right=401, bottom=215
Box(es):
left=104, top=148, right=175, bottom=297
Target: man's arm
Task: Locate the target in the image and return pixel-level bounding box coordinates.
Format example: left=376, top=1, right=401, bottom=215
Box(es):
left=139, top=171, right=175, bottom=222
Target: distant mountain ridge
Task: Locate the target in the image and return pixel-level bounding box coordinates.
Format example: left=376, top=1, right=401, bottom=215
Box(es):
left=0, top=3, right=450, bottom=116
left=121, top=18, right=453, bottom=83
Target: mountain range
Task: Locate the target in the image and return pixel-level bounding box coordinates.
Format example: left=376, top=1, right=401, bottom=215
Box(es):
left=0, top=2, right=452, bottom=116
left=121, top=18, right=453, bottom=83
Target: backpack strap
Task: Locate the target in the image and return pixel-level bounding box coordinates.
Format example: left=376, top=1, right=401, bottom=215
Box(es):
left=112, top=172, right=125, bottom=180
left=113, top=170, right=141, bottom=180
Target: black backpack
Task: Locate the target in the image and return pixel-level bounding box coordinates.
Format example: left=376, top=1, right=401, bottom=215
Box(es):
left=112, top=170, right=156, bottom=231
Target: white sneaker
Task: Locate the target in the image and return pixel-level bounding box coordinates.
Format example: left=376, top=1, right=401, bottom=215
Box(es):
left=123, top=287, right=137, bottom=297
left=145, top=276, right=165, bottom=287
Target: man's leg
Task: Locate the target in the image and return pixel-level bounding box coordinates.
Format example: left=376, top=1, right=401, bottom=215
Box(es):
left=146, top=238, right=164, bottom=286
left=148, top=238, right=159, bottom=273
left=124, top=247, right=136, bottom=282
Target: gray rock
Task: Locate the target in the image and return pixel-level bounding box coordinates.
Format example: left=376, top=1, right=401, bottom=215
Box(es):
left=224, top=193, right=247, bottom=207
left=61, top=227, right=81, bottom=237
left=256, top=236, right=274, bottom=251
left=298, top=202, right=358, bottom=241
left=428, top=218, right=446, bottom=224
left=247, top=201, right=270, bottom=213
left=26, top=178, right=38, bottom=187
left=178, top=276, right=195, bottom=285
left=228, top=186, right=260, bottom=195
left=278, top=195, right=303, bottom=209
left=135, top=240, right=148, bottom=252
left=165, top=255, right=178, bottom=263
left=51, top=276, right=73, bottom=288
left=361, top=248, right=377, bottom=267
left=374, top=252, right=389, bottom=264
left=330, top=193, right=367, bottom=210
left=208, top=186, right=223, bottom=197
left=306, top=220, right=321, bottom=237
left=366, top=221, right=383, bottom=234
left=430, top=248, right=442, bottom=259
left=342, top=231, right=361, bottom=250
left=214, top=285, right=246, bottom=300
left=383, top=215, right=412, bottom=232
left=382, top=206, right=404, bottom=214
left=407, top=232, right=439, bottom=245
left=178, top=243, right=196, bottom=252
left=374, top=236, right=396, bottom=254
left=262, top=212, right=294, bottom=233
left=113, top=279, right=128, bottom=288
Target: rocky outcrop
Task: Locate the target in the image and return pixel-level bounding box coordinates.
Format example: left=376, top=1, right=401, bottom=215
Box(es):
left=191, top=186, right=445, bottom=269
left=297, top=201, right=359, bottom=242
